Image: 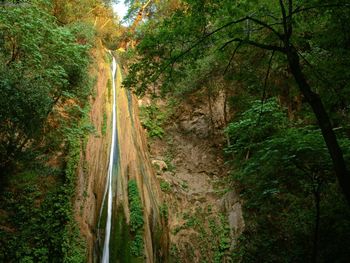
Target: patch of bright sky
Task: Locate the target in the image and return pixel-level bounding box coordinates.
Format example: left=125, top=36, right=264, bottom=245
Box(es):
left=112, top=1, right=128, bottom=22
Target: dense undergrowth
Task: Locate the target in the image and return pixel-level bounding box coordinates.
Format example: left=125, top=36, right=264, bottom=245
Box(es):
left=0, top=105, right=92, bottom=262
left=0, top=0, right=120, bottom=261
left=225, top=99, right=350, bottom=262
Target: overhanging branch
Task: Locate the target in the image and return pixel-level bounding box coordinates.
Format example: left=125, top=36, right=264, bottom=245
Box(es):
left=223, top=42, right=242, bottom=75
left=152, top=15, right=283, bottom=82
left=220, top=38, right=285, bottom=53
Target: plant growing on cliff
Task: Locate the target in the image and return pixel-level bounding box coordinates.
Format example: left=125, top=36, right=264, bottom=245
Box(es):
left=139, top=104, right=165, bottom=139
left=0, top=105, right=91, bottom=262
left=159, top=203, right=169, bottom=223
left=128, top=179, right=145, bottom=257
left=160, top=180, right=172, bottom=193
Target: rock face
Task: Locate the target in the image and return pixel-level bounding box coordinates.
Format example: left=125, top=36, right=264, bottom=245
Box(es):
left=146, top=89, right=244, bottom=262
left=75, top=50, right=243, bottom=262
left=74, top=50, right=168, bottom=262
left=220, top=191, right=245, bottom=248
left=74, top=47, right=111, bottom=262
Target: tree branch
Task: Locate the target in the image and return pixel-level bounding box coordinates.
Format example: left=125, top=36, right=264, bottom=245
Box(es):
left=296, top=49, right=343, bottom=102
left=288, top=0, right=293, bottom=14
left=247, top=16, right=283, bottom=40
left=292, top=3, right=350, bottom=15
left=262, top=50, right=275, bottom=102
left=258, top=50, right=275, bottom=124
left=287, top=0, right=293, bottom=37
left=152, top=16, right=284, bottom=82
left=220, top=38, right=285, bottom=53
left=279, top=0, right=289, bottom=42
left=223, top=42, right=242, bottom=75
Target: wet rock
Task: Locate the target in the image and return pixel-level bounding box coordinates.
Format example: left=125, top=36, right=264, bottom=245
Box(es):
left=220, top=191, right=245, bottom=249
left=228, top=203, right=244, bottom=236
left=219, top=190, right=240, bottom=213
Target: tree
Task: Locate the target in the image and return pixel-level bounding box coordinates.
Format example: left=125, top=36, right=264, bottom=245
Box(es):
left=124, top=0, right=350, bottom=204
left=225, top=99, right=350, bottom=262
left=0, top=4, right=90, bottom=174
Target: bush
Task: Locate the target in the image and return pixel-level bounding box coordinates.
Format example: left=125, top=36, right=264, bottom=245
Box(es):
left=139, top=104, right=166, bottom=139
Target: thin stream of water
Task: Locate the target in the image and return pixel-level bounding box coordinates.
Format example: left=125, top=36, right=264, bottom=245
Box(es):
left=101, top=55, right=117, bottom=263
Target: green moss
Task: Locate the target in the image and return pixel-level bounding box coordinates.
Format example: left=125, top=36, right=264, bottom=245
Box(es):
left=151, top=219, right=169, bottom=263
left=102, top=111, right=107, bottom=136
left=97, top=203, right=139, bottom=262
left=110, top=206, right=133, bottom=262
left=107, top=79, right=112, bottom=102
left=128, top=180, right=145, bottom=258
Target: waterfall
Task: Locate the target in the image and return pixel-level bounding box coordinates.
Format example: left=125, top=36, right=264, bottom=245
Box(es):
left=95, top=51, right=167, bottom=262
left=100, top=55, right=117, bottom=263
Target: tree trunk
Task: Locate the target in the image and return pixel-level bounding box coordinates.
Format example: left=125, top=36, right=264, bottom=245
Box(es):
left=287, top=46, right=350, bottom=205
left=312, top=178, right=321, bottom=263
left=223, top=87, right=228, bottom=126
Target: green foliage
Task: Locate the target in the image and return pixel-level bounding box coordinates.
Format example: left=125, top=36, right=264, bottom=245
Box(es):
left=159, top=203, right=169, bottom=223
left=0, top=4, right=91, bottom=172
left=107, top=78, right=112, bottom=102
left=171, top=206, right=232, bottom=262
left=0, top=2, right=101, bottom=261
left=118, top=48, right=137, bottom=68
left=127, top=179, right=145, bottom=257
left=225, top=98, right=350, bottom=262
left=225, top=98, right=287, bottom=161
left=160, top=180, right=172, bottom=193
left=102, top=111, right=108, bottom=135
left=130, top=233, right=144, bottom=258
left=180, top=180, right=188, bottom=190
left=0, top=125, right=88, bottom=262
left=139, top=104, right=166, bottom=139
left=66, top=21, right=96, bottom=47
left=184, top=215, right=200, bottom=229
left=209, top=215, right=231, bottom=263
left=123, top=0, right=350, bottom=261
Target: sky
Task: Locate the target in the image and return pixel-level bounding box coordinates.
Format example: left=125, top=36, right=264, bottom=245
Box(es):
left=112, top=1, right=128, bottom=21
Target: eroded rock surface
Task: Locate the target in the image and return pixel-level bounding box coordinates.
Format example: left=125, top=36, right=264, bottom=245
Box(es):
left=146, top=91, right=244, bottom=262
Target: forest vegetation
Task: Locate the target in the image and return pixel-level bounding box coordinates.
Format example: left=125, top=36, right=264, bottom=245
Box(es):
left=0, top=0, right=121, bottom=261
left=1, top=0, right=350, bottom=262
left=123, top=0, right=350, bottom=262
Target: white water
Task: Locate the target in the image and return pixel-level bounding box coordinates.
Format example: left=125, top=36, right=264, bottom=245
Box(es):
left=101, top=55, right=117, bottom=263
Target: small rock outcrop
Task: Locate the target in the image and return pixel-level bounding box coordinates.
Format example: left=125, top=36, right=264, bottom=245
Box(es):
left=151, top=159, right=168, bottom=172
